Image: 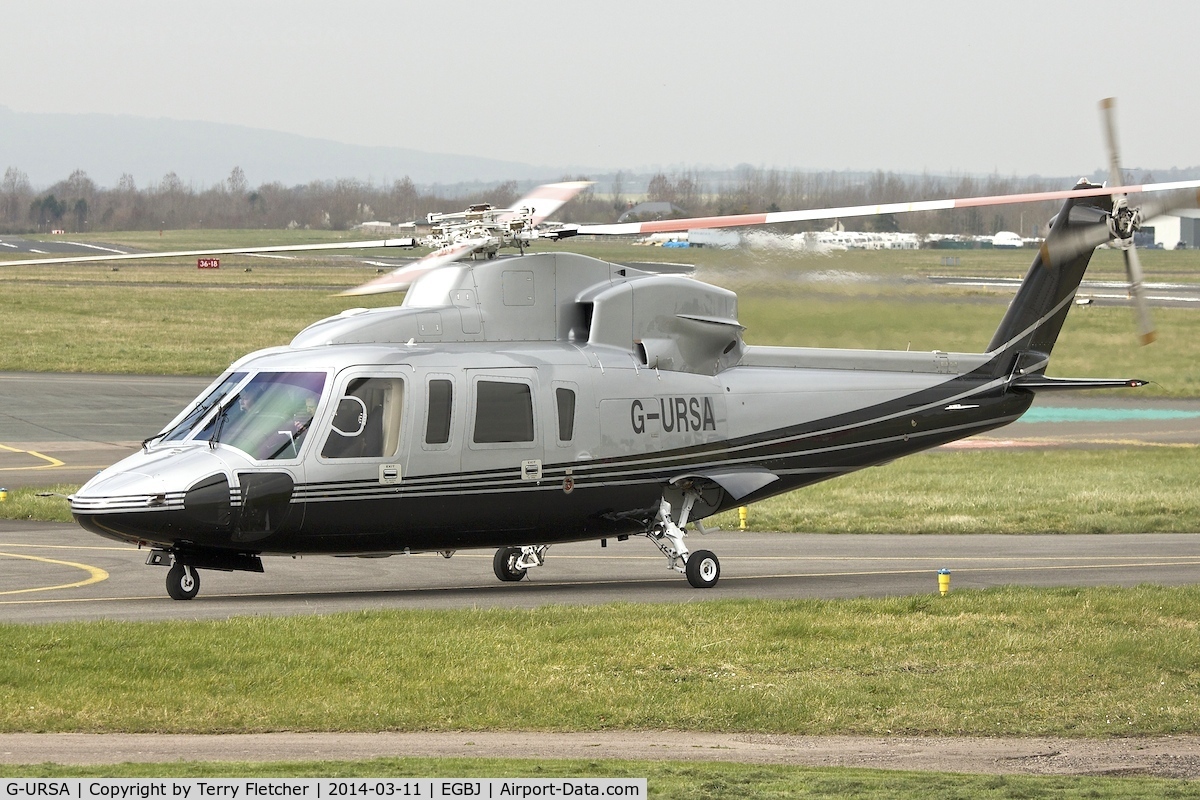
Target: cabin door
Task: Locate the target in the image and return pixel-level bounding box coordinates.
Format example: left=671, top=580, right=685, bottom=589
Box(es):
left=463, top=368, right=545, bottom=535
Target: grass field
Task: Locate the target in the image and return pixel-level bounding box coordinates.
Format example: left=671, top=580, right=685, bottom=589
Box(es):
left=3, top=758, right=1196, bottom=799
left=716, top=447, right=1200, bottom=534
left=3, top=587, right=1199, bottom=737
left=3, top=282, right=1195, bottom=391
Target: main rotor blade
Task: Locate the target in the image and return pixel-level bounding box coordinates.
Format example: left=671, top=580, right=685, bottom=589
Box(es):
left=1100, top=98, right=1153, bottom=344
left=339, top=238, right=490, bottom=296
left=570, top=179, right=1200, bottom=236
left=0, top=238, right=416, bottom=268
left=499, top=181, right=593, bottom=226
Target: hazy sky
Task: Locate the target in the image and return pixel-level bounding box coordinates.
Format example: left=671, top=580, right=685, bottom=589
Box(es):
left=5, top=0, right=1198, bottom=177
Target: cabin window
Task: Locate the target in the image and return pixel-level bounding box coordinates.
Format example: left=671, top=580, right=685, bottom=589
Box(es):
left=425, top=379, right=453, bottom=445
left=321, top=377, right=405, bottom=459
left=473, top=380, right=534, bottom=443
left=556, top=387, right=576, bottom=442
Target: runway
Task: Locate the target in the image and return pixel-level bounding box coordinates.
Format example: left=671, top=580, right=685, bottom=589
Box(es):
left=928, top=274, right=1200, bottom=309
left=3, top=520, right=1199, bottom=623
left=0, top=236, right=135, bottom=258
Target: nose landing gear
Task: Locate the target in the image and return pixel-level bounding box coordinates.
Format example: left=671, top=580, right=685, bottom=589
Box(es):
left=166, top=562, right=200, bottom=601
left=147, top=547, right=263, bottom=600
left=685, top=549, right=720, bottom=589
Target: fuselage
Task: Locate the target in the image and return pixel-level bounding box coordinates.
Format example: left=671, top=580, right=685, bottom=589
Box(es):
left=70, top=335, right=1031, bottom=557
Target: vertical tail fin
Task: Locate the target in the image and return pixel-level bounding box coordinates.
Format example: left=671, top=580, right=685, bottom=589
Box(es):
left=986, top=181, right=1113, bottom=376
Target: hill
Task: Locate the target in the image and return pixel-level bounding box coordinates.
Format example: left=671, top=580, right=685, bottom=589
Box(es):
left=0, top=105, right=554, bottom=189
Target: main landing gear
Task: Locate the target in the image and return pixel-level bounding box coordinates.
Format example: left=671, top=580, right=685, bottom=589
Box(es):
left=647, top=494, right=721, bottom=589
left=493, top=545, right=548, bottom=582
left=490, top=491, right=721, bottom=589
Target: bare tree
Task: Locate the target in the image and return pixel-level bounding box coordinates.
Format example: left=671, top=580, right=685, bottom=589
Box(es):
left=227, top=166, right=248, bottom=196
left=1, top=167, right=32, bottom=230
left=611, top=170, right=625, bottom=215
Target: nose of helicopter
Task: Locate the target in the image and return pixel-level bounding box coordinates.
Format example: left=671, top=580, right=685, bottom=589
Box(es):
left=72, top=466, right=177, bottom=512
left=70, top=447, right=235, bottom=544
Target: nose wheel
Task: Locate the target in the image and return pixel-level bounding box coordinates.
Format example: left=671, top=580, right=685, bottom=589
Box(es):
left=166, top=563, right=200, bottom=600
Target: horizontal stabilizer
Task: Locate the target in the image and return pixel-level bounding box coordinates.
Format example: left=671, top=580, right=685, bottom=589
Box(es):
left=1011, top=376, right=1148, bottom=391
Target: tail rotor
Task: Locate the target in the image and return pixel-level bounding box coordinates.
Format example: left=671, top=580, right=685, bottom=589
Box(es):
left=1100, top=97, right=1156, bottom=345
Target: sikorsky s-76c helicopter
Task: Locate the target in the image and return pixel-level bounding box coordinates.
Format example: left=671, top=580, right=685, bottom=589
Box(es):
left=10, top=101, right=1199, bottom=599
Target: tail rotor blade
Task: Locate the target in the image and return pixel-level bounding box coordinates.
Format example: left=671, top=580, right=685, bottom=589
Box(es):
left=1038, top=222, right=1113, bottom=268
left=1100, top=98, right=1157, bottom=346
left=1123, top=245, right=1157, bottom=346
left=1135, top=188, right=1200, bottom=226
left=1100, top=97, right=1125, bottom=190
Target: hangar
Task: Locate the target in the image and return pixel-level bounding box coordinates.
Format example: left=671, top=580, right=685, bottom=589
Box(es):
left=1142, top=209, right=1200, bottom=249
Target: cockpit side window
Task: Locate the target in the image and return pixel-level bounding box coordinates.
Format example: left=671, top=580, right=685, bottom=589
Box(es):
left=321, top=377, right=405, bottom=459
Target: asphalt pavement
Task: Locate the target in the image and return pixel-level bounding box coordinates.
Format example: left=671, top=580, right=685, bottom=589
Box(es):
left=3, top=521, right=1199, bottom=623
left=0, top=372, right=211, bottom=487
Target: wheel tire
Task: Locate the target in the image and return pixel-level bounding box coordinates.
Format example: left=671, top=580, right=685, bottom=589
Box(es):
left=493, top=547, right=528, bottom=582
left=685, top=550, right=720, bottom=589
left=166, top=563, right=200, bottom=600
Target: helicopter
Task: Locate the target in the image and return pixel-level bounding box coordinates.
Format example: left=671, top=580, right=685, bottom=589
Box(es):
left=8, top=100, right=1199, bottom=600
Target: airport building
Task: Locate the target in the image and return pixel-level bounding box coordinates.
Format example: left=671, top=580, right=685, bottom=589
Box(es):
left=1143, top=209, right=1200, bottom=249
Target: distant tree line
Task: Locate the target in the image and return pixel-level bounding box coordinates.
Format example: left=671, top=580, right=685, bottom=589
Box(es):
left=2, top=164, right=1093, bottom=238
left=635, top=167, right=1070, bottom=238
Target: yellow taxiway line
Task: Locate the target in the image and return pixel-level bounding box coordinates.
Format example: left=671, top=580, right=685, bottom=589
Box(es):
left=0, top=551, right=109, bottom=595
left=0, top=443, right=66, bottom=471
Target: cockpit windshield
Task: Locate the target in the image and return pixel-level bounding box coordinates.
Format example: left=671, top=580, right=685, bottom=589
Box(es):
left=195, top=371, right=327, bottom=460
left=160, top=371, right=248, bottom=444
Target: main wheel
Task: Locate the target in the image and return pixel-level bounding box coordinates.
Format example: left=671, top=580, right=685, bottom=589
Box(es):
left=166, top=563, right=200, bottom=600
left=685, top=550, right=720, bottom=589
left=493, top=547, right=528, bottom=582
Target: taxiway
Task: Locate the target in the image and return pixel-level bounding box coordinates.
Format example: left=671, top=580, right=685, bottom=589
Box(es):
left=3, top=520, right=1199, bottom=623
